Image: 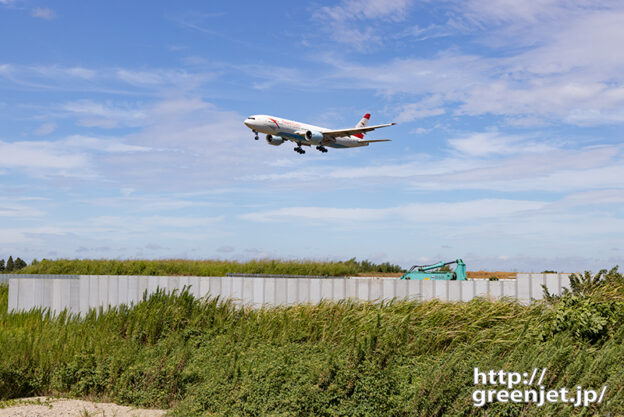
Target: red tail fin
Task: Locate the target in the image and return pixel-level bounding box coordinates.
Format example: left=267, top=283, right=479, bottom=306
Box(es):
left=354, top=113, right=370, bottom=139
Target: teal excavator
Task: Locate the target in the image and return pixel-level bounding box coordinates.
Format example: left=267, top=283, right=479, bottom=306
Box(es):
left=400, top=259, right=467, bottom=280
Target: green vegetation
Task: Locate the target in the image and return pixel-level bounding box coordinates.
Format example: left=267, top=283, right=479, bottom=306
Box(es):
left=1, top=267, right=624, bottom=416
left=16, top=257, right=405, bottom=276
left=0, top=256, right=27, bottom=273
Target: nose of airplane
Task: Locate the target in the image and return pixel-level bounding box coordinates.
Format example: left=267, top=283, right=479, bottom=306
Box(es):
left=244, top=116, right=256, bottom=128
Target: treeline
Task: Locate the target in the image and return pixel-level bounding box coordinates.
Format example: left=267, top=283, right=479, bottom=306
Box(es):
left=0, top=256, right=28, bottom=273
left=16, top=258, right=405, bottom=276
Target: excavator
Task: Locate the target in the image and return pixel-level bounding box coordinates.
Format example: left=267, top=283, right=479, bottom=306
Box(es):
left=400, top=259, right=467, bottom=280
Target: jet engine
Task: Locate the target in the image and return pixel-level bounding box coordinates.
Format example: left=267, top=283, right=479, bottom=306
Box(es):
left=266, top=134, right=284, bottom=146
left=305, top=130, right=323, bottom=145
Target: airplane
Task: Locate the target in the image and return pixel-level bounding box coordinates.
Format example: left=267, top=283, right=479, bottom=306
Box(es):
left=243, top=113, right=396, bottom=154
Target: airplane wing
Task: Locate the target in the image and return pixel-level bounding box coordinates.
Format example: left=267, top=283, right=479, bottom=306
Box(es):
left=322, top=123, right=396, bottom=138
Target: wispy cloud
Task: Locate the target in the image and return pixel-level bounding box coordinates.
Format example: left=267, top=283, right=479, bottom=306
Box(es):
left=33, top=122, right=57, bottom=136
left=0, top=133, right=152, bottom=179
left=0, top=139, right=90, bottom=177
left=0, top=202, right=44, bottom=217
left=0, top=64, right=215, bottom=94
left=62, top=99, right=148, bottom=128
left=241, top=198, right=546, bottom=223
left=312, top=0, right=414, bottom=49
left=32, top=7, right=55, bottom=20
left=447, top=131, right=556, bottom=157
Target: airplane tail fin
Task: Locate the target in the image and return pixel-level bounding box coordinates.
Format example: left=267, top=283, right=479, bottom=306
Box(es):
left=353, top=113, right=370, bottom=139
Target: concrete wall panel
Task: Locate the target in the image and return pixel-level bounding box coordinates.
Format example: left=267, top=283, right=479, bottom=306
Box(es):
left=516, top=275, right=531, bottom=303
left=7, top=279, right=18, bottom=312
left=117, top=276, right=129, bottom=306
left=346, top=279, right=358, bottom=300
left=421, top=281, right=435, bottom=301
left=501, top=280, right=516, bottom=299
left=243, top=277, right=255, bottom=305
left=274, top=278, right=288, bottom=306
left=286, top=279, right=298, bottom=305
left=382, top=279, right=396, bottom=300
left=404, top=280, right=420, bottom=301
left=321, top=279, right=333, bottom=301
left=461, top=280, right=475, bottom=302
left=433, top=280, right=447, bottom=301
left=264, top=277, right=276, bottom=305
left=6, top=273, right=576, bottom=314
left=252, top=277, right=265, bottom=307
left=474, top=280, right=489, bottom=299
left=543, top=275, right=560, bottom=297
left=448, top=281, right=461, bottom=302
left=333, top=279, right=346, bottom=302
left=309, top=279, right=322, bottom=304
left=369, top=279, right=382, bottom=302
left=357, top=280, right=369, bottom=301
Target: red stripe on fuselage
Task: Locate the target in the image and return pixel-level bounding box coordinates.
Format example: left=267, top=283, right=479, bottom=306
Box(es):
left=268, top=118, right=280, bottom=128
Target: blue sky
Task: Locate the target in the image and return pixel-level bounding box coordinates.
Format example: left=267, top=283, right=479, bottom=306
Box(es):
left=1, top=0, right=623, bottom=271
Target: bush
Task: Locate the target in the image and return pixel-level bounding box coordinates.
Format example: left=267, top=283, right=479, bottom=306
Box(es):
left=541, top=266, right=624, bottom=344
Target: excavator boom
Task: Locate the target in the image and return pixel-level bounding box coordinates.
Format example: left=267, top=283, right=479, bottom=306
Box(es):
left=401, top=259, right=467, bottom=280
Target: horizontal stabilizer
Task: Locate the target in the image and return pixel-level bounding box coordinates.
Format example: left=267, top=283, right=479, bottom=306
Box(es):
left=360, top=139, right=391, bottom=143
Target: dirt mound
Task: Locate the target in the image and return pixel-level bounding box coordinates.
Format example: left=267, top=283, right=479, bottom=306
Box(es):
left=467, top=271, right=517, bottom=279
left=0, top=397, right=166, bottom=417
left=357, top=271, right=518, bottom=279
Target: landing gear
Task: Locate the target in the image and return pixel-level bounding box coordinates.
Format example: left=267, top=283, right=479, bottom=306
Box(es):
left=316, top=146, right=328, bottom=153
left=253, top=130, right=259, bottom=140
left=294, top=146, right=305, bottom=154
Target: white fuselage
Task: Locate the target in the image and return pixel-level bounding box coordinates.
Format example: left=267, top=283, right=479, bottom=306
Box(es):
left=244, top=115, right=368, bottom=148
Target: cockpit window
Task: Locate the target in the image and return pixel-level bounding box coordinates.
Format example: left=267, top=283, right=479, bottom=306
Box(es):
left=247, top=117, right=255, bottom=120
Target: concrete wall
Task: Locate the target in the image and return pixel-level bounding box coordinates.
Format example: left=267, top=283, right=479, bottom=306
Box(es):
left=6, top=273, right=573, bottom=315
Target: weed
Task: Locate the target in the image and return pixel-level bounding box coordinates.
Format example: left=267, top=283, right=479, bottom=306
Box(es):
left=1, top=278, right=623, bottom=416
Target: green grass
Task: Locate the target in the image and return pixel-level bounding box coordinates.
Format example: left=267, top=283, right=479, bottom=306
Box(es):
left=15, top=258, right=404, bottom=277
left=1, top=280, right=624, bottom=416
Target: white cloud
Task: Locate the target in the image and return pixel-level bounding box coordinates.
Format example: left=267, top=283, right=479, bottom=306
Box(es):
left=395, top=95, right=446, bottom=122
left=62, top=135, right=152, bottom=153
left=90, top=215, right=222, bottom=231
left=217, top=245, right=235, bottom=253
left=0, top=64, right=214, bottom=94
left=319, top=0, right=412, bottom=22
left=34, top=122, right=57, bottom=136
left=62, top=99, right=148, bottom=128
left=0, top=132, right=152, bottom=179
left=65, top=67, right=96, bottom=80
left=241, top=198, right=546, bottom=223
left=116, top=69, right=164, bottom=85
left=0, top=203, right=44, bottom=217
left=0, top=140, right=89, bottom=176
left=32, top=7, right=55, bottom=20
left=303, top=3, right=624, bottom=127
left=249, top=141, right=623, bottom=194
left=447, top=131, right=556, bottom=156
left=558, top=189, right=624, bottom=206
left=408, top=146, right=624, bottom=192
left=313, top=0, right=414, bottom=49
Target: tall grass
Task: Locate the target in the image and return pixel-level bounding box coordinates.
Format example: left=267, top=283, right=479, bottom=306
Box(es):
left=16, top=258, right=404, bottom=276
left=1, top=281, right=623, bottom=416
